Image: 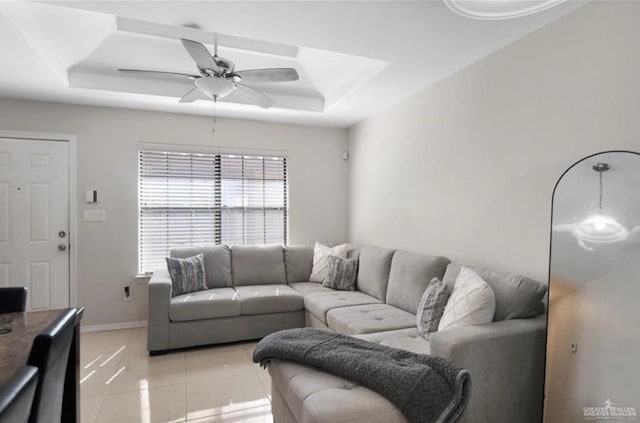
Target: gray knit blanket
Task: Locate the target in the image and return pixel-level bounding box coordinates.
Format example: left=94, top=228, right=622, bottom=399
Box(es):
left=252, top=328, right=471, bottom=423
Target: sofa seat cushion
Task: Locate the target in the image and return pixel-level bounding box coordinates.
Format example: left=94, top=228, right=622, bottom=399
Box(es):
left=326, top=304, right=417, bottom=335
left=356, top=328, right=430, bottom=355
left=269, top=359, right=407, bottom=423
left=169, top=288, right=240, bottom=322
left=235, top=285, right=303, bottom=315
left=304, top=291, right=381, bottom=324
left=289, top=282, right=333, bottom=296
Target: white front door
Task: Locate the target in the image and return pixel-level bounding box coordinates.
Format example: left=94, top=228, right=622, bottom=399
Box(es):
left=0, top=138, right=70, bottom=310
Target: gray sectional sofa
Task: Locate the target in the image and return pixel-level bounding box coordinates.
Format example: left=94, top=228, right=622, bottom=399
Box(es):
left=148, top=243, right=547, bottom=423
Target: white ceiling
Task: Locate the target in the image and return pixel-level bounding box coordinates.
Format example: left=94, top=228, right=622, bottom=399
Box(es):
left=0, top=0, right=585, bottom=127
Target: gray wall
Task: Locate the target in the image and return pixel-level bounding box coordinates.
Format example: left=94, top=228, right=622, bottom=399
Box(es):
left=0, top=98, right=349, bottom=326
left=348, top=0, right=640, bottom=283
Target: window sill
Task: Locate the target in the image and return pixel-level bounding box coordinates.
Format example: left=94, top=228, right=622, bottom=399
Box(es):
left=134, top=273, right=152, bottom=284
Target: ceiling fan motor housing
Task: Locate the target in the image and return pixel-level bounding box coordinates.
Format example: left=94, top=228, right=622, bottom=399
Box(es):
left=214, top=57, right=235, bottom=74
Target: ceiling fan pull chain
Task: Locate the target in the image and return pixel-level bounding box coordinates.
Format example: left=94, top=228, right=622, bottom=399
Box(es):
left=212, top=96, right=217, bottom=133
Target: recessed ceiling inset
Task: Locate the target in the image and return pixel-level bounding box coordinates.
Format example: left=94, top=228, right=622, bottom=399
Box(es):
left=444, top=0, right=568, bottom=20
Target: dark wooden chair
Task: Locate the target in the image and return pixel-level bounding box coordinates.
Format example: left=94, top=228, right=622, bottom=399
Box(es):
left=26, top=309, right=76, bottom=423
left=0, top=287, right=28, bottom=313
left=0, top=366, right=39, bottom=423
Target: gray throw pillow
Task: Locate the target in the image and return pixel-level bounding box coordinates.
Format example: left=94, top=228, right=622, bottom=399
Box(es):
left=323, top=255, right=359, bottom=291
left=166, top=253, right=208, bottom=297
left=416, top=278, right=451, bottom=338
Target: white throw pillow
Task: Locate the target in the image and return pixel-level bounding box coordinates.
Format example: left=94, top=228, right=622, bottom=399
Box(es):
left=309, top=242, right=348, bottom=283
left=438, top=267, right=496, bottom=331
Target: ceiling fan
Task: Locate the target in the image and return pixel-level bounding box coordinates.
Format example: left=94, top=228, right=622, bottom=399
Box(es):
left=119, top=38, right=299, bottom=109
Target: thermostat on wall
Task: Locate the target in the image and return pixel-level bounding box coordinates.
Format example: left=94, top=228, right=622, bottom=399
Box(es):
left=86, top=190, right=98, bottom=203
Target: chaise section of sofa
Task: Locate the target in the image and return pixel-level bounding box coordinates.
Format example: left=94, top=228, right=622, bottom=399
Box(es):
left=267, top=253, right=548, bottom=423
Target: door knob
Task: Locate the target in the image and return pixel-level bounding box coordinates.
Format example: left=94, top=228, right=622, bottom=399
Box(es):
left=58, top=244, right=67, bottom=251
left=58, top=231, right=66, bottom=238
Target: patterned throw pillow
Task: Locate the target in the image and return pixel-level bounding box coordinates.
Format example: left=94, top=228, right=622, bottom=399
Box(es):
left=438, top=267, right=496, bottom=331
left=166, top=253, right=208, bottom=297
left=323, top=255, right=359, bottom=291
left=416, top=278, right=451, bottom=338
left=309, top=242, right=348, bottom=283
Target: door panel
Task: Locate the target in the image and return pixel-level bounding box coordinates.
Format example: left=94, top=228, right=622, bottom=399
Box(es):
left=0, top=182, right=8, bottom=242
left=28, top=261, right=51, bottom=310
left=29, top=183, right=50, bottom=241
left=0, top=262, right=9, bottom=286
left=0, top=138, right=69, bottom=310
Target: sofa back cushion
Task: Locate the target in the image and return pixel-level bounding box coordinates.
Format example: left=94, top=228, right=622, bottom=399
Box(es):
left=284, top=245, right=314, bottom=283
left=170, top=245, right=232, bottom=288
left=231, top=245, right=287, bottom=286
left=386, top=250, right=450, bottom=314
left=356, top=246, right=396, bottom=301
left=345, top=244, right=361, bottom=259
left=442, top=263, right=547, bottom=321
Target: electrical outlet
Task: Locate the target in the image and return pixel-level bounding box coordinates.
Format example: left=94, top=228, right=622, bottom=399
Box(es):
left=123, top=286, right=132, bottom=302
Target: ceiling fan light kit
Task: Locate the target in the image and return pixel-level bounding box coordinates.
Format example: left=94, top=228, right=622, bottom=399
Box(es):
left=195, top=77, right=236, bottom=99
left=118, top=38, right=299, bottom=109
left=443, top=0, right=568, bottom=20
left=571, top=162, right=630, bottom=244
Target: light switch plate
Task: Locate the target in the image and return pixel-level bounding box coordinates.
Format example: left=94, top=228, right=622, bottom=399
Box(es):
left=83, top=210, right=106, bottom=222
left=86, top=190, right=98, bottom=203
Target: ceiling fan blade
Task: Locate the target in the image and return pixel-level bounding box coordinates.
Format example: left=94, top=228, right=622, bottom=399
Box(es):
left=235, top=68, right=299, bottom=83
left=118, top=69, right=199, bottom=79
left=234, top=84, right=275, bottom=109
left=178, top=87, right=206, bottom=103
left=181, top=39, right=220, bottom=74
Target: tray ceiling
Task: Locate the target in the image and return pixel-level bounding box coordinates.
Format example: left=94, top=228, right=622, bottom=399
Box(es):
left=0, top=1, right=585, bottom=127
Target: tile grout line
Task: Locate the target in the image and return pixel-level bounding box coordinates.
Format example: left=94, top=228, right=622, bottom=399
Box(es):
left=87, top=328, right=136, bottom=423
left=90, top=394, right=105, bottom=423
left=183, top=349, right=187, bottom=422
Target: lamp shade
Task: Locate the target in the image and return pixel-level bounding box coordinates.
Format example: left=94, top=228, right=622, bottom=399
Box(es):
left=443, top=0, right=567, bottom=20
left=571, top=214, right=629, bottom=244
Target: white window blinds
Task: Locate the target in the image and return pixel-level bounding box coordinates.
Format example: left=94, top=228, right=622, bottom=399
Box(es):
left=139, top=150, right=288, bottom=272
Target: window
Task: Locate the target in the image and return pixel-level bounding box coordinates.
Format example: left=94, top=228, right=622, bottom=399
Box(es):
left=138, top=150, right=288, bottom=272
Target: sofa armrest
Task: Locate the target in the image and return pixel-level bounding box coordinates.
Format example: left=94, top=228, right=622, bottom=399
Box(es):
left=147, top=269, right=173, bottom=353
left=430, top=315, right=547, bottom=423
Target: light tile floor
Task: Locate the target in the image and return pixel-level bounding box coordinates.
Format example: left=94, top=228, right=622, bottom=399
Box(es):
left=80, top=328, right=273, bottom=423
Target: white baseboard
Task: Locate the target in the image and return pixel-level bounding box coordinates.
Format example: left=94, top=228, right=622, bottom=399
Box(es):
left=81, top=320, right=147, bottom=333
